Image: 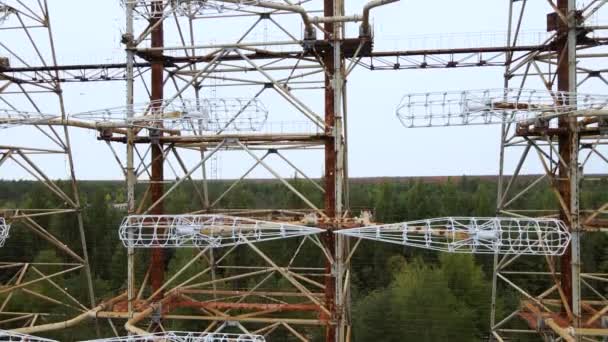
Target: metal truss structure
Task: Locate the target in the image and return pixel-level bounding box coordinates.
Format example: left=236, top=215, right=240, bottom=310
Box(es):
left=0, top=330, right=57, bottom=342
left=337, top=217, right=572, bottom=256
left=490, top=1, right=608, bottom=340
left=82, top=331, right=265, bottom=342
left=0, top=0, right=97, bottom=334
left=118, top=214, right=323, bottom=248
left=391, top=1, right=608, bottom=340
left=1, top=0, right=608, bottom=341
left=0, top=217, right=9, bottom=247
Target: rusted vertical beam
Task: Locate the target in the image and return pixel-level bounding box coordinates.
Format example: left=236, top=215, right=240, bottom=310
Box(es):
left=556, top=0, right=580, bottom=328
left=149, top=0, right=165, bottom=300
left=323, top=0, right=337, bottom=340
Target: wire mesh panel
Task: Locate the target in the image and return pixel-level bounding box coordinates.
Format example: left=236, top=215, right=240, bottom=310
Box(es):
left=72, top=98, right=268, bottom=132
left=0, top=218, right=9, bottom=247
left=81, top=331, right=266, bottom=342
left=336, top=217, right=571, bottom=255
left=396, top=88, right=608, bottom=127
left=0, top=330, right=58, bottom=342
left=119, top=214, right=323, bottom=248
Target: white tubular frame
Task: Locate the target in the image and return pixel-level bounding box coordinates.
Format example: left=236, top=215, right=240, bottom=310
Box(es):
left=118, top=214, right=323, bottom=248
left=80, top=331, right=265, bottom=342
left=0, top=218, right=9, bottom=247
left=0, top=330, right=58, bottom=342
left=0, top=109, right=58, bottom=129
left=122, top=0, right=297, bottom=18
left=72, top=98, right=268, bottom=133
left=336, top=217, right=571, bottom=256
left=396, top=88, right=608, bottom=128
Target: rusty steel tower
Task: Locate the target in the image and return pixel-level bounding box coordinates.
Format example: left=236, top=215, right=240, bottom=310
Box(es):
left=0, top=0, right=607, bottom=341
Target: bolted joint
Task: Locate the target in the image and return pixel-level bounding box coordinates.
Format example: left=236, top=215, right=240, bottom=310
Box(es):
left=99, top=129, right=114, bottom=140
left=151, top=303, right=162, bottom=323
left=149, top=129, right=161, bottom=144
left=304, top=28, right=317, bottom=41
left=121, top=33, right=135, bottom=47
left=359, top=24, right=374, bottom=39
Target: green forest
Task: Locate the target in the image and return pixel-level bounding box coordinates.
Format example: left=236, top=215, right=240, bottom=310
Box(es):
left=0, top=177, right=607, bottom=341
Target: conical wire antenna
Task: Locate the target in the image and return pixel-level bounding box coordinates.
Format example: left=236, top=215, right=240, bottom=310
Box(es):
left=0, top=218, right=9, bottom=248
left=396, top=88, right=608, bottom=128
left=336, top=217, right=571, bottom=255
left=80, top=331, right=266, bottom=341
left=72, top=98, right=268, bottom=133
left=118, top=214, right=323, bottom=248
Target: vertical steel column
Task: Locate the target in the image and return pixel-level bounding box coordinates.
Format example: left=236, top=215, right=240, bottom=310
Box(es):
left=322, top=0, right=337, bottom=340
left=125, top=0, right=136, bottom=322
left=149, top=0, right=166, bottom=299
left=557, top=0, right=581, bottom=331
left=333, top=0, right=348, bottom=340
left=322, top=0, right=347, bottom=339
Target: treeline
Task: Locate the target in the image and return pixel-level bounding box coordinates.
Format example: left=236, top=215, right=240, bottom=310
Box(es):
left=0, top=177, right=606, bottom=341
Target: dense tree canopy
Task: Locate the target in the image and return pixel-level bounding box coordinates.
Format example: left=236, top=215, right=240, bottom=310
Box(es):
left=0, top=176, right=606, bottom=341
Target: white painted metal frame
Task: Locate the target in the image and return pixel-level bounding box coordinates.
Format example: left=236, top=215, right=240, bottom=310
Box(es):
left=0, top=110, right=58, bottom=129
left=0, top=330, right=58, bottom=342
left=72, top=98, right=268, bottom=133
left=0, top=218, right=9, bottom=247
left=118, top=214, right=324, bottom=248
left=396, top=88, right=608, bottom=128
left=336, top=217, right=571, bottom=255
left=81, top=331, right=265, bottom=342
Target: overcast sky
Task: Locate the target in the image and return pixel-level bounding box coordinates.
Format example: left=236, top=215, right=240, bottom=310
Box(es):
left=1, top=0, right=606, bottom=180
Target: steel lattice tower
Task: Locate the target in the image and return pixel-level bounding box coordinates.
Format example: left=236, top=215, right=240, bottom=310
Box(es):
left=0, top=0, right=606, bottom=341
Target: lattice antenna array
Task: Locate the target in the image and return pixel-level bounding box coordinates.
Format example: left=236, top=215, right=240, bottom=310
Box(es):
left=119, top=214, right=323, bottom=248
left=396, top=88, right=608, bottom=128
left=122, top=0, right=284, bottom=18
left=72, top=98, right=268, bottom=133
left=0, top=218, right=9, bottom=247
left=0, top=109, right=59, bottom=129
left=0, top=330, right=58, bottom=342
left=81, top=332, right=265, bottom=342
left=336, top=217, right=571, bottom=256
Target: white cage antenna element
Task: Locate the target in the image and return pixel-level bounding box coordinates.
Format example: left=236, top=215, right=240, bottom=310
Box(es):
left=396, top=88, right=608, bottom=128
left=72, top=98, right=268, bottom=133
left=0, top=330, right=58, bottom=342
left=336, top=217, right=571, bottom=256
left=0, top=218, right=10, bottom=247
left=118, top=214, right=323, bottom=248
left=0, top=109, right=58, bottom=129
left=80, top=331, right=265, bottom=342
left=121, top=0, right=285, bottom=19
